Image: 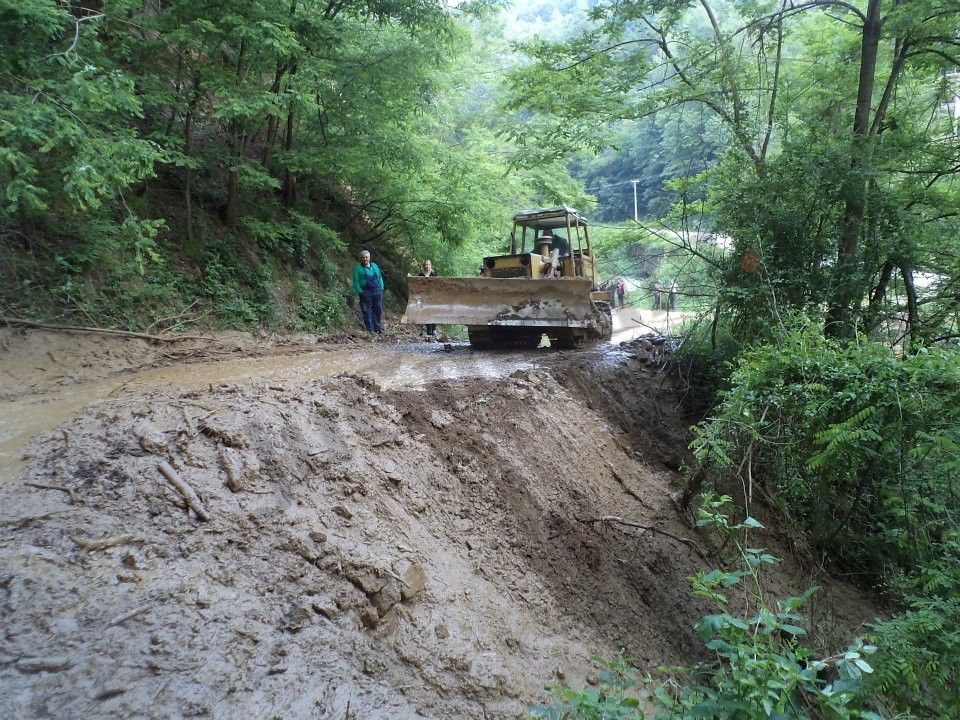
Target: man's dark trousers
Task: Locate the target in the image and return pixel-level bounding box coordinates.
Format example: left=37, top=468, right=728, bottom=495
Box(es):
left=360, top=290, right=383, bottom=332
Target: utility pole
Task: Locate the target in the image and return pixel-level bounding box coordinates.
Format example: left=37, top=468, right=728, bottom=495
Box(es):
left=631, top=179, right=639, bottom=223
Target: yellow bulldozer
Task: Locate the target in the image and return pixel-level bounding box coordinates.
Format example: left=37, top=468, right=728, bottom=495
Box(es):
left=401, top=207, right=613, bottom=349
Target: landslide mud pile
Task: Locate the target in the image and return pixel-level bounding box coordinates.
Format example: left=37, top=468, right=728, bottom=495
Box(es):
left=0, top=338, right=871, bottom=719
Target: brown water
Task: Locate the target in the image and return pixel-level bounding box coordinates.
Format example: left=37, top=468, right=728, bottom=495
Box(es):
left=0, top=343, right=538, bottom=481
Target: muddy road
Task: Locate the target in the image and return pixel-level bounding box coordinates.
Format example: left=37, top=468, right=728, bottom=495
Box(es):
left=0, top=307, right=680, bottom=478
left=0, top=319, right=871, bottom=720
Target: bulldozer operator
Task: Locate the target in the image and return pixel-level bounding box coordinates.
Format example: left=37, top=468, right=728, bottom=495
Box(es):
left=537, top=231, right=570, bottom=279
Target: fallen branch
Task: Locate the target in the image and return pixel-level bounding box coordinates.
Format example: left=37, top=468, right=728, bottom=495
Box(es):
left=158, top=461, right=210, bottom=521
left=580, top=515, right=708, bottom=559
left=105, top=603, right=152, bottom=628
left=71, top=534, right=136, bottom=551
left=217, top=445, right=242, bottom=492
left=143, top=301, right=199, bottom=334
left=16, top=656, right=73, bottom=673
left=0, top=316, right=212, bottom=343
left=23, top=482, right=76, bottom=503
left=0, top=510, right=74, bottom=529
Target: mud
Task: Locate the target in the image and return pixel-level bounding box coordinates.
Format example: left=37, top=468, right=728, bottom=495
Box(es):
left=0, top=327, right=876, bottom=719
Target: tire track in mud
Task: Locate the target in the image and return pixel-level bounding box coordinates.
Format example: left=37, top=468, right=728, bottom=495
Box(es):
left=0, top=331, right=875, bottom=719
left=0, top=332, right=706, bottom=719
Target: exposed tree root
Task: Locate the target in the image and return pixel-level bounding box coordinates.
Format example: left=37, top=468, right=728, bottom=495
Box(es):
left=0, top=316, right=211, bottom=343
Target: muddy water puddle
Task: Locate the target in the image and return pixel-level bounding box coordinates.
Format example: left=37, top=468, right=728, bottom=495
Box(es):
left=1, top=342, right=539, bottom=481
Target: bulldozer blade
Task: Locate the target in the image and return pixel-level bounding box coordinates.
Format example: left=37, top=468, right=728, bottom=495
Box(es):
left=401, top=276, right=604, bottom=329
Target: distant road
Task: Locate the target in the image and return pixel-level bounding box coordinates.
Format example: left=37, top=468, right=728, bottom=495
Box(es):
left=611, top=307, right=692, bottom=343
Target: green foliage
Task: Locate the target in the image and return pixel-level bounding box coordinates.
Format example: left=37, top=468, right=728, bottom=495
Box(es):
left=691, top=328, right=960, bottom=579
left=2, top=0, right=591, bottom=329
left=669, top=312, right=740, bottom=409
left=505, top=0, right=960, bottom=342
left=531, top=658, right=644, bottom=720
left=0, top=4, right=164, bottom=216
left=682, top=319, right=960, bottom=719
left=200, top=248, right=275, bottom=328
left=864, top=535, right=960, bottom=718
left=241, top=213, right=343, bottom=261
left=293, top=279, right=347, bottom=331
left=533, top=496, right=882, bottom=720
left=867, top=597, right=960, bottom=718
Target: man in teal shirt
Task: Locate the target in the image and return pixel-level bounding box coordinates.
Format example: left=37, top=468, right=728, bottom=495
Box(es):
left=353, top=249, right=384, bottom=333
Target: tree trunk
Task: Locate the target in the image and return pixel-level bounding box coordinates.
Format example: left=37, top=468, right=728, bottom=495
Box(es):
left=183, top=108, right=194, bottom=245
left=864, top=258, right=894, bottom=333
left=282, top=104, right=296, bottom=207
left=826, top=0, right=882, bottom=338
left=262, top=63, right=288, bottom=167
left=163, top=56, right=184, bottom=138
left=182, top=75, right=202, bottom=244
left=225, top=140, right=240, bottom=228
left=222, top=40, right=248, bottom=229
left=899, top=262, right=920, bottom=352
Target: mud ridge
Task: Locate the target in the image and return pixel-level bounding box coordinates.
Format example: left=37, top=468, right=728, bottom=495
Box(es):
left=0, top=335, right=876, bottom=719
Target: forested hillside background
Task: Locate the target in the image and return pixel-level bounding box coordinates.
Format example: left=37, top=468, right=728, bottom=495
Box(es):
left=1, top=0, right=587, bottom=331
left=4, top=0, right=960, bottom=717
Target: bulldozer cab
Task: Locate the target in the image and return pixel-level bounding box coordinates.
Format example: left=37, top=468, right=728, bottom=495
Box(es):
left=503, top=206, right=597, bottom=286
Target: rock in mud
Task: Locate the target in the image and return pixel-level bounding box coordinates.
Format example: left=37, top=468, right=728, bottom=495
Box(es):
left=377, top=608, right=399, bottom=636
left=284, top=604, right=315, bottom=633
left=372, top=579, right=402, bottom=614
left=200, top=416, right=249, bottom=449
left=312, top=601, right=338, bottom=620
left=135, top=421, right=168, bottom=454
left=345, top=564, right=389, bottom=595
left=359, top=607, right=380, bottom=629
left=429, top=409, right=454, bottom=428
left=397, top=560, right=427, bottom=601
left=284, top=533, right=326, bottom=563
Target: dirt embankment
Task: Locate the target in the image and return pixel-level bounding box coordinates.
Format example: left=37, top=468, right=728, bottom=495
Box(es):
left=0, top=330, right=875, bottom=719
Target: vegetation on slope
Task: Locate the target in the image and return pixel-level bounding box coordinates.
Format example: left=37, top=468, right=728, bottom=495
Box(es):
left=1, top=0, right=587, bottom=331
left=504, top=0, right=960, bottom=716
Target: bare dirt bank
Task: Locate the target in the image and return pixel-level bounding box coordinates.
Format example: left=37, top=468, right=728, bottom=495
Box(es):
left=0, top=329, right=875, bottom=719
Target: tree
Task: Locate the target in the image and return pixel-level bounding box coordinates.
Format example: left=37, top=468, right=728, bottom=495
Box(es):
left=1, top=0, right=591, bottom=327
left=0, top=1, right=165, bottom=248
left=505, top=0, right=960, bottom=346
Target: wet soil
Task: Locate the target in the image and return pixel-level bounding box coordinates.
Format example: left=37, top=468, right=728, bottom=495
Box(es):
left=0, top=326, right=876, bottom=719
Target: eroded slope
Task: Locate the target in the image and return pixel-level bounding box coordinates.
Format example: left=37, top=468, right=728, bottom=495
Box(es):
left=0, top=338, right=875, bottom=719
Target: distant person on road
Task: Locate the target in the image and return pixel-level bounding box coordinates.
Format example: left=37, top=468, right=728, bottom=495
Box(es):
left=353, top=249, right=384, bottom=333
left=420, top=259, right=437, bottom=337
left=652, top=280, right=666, bottom=310
left=669, top=280, right=679, bottom=311
left=616, top=278, right=626, bottom=309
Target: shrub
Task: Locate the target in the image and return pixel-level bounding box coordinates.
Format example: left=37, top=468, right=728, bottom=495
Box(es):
left=532, top=496, right=881, bottom=720
left=294, top=279, right=347, bottom=330
left=689, top=329, right=960, bottom=580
